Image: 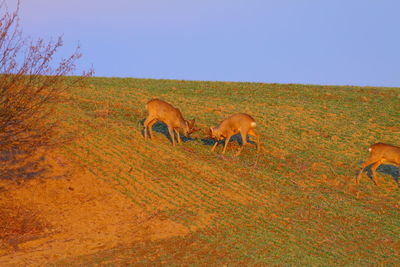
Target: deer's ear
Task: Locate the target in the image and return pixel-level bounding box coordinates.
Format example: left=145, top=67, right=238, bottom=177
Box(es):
left=208, top=127, right=213, bottom=136
left=189, top=119, right=195, bottom=127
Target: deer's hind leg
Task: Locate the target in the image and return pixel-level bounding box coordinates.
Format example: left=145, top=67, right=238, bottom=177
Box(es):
left=370, top=160, right=383, bottom=186
left=248, top=128, right=260, bottom=153
left=356, top=157, right=378, bottom=184
left=235, top=132, right=248, bottom=156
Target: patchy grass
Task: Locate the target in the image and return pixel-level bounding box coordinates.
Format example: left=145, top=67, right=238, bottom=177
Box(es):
left=53, top=77, right=399, bottom=266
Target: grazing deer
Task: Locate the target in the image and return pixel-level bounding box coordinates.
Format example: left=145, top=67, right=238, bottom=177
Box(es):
left=143, top=99, right=197, bottom=146
left=356, top=143, right=400, bottom=185
left=209, top=113, right=260, bottom=156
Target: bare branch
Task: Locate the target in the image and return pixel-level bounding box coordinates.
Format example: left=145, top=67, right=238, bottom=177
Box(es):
left=0, top=1, right=92, bottom=179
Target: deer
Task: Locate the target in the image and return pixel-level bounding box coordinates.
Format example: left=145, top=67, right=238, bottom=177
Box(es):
left=143, top=99, right=198, bottom=146
left=208, top=113, right=260, bottom=156
left=356, top=143, right=400, bottom=185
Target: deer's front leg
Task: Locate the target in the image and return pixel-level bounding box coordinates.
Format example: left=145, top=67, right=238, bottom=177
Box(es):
left=168, top=126, right=176, bottom=146
left=222, top=135, right=232, bottom=154
left=175, top=128, right=182, bottom=144
left=147, top=119, right=157, bottom=139
left=143, top=117, right=153, bottom=140
left=211, top=141, right=218, bottom=152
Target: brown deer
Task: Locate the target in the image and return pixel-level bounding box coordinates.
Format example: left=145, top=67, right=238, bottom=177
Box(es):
left=209, top=113, right=260, bottom=156
left=143, top=99, right=197, bottom=146
left=356, top=143, right=400, bottom=185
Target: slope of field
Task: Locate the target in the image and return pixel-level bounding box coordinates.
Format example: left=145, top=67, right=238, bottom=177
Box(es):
left=4, top=78, right=400, bottom=266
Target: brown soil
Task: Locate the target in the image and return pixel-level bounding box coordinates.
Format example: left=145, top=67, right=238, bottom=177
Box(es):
left=0, top=150, right=189, bottom=266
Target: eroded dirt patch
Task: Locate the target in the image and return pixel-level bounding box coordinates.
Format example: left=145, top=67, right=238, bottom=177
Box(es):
left=0, top=200, right=49, bottom=253
left=0, top=150, right=191, bottom=266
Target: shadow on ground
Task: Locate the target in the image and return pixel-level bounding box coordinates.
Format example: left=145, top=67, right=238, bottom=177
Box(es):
left=140, top=119, right=196, bottom=144
left=0, top=150, right=47, bottom=181
left=357, top=162, right=400, bottom=185
left=201, top=134, right=257, bottom=147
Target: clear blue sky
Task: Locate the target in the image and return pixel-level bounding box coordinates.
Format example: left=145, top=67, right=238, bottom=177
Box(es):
left=7, top=0, right=400, bottom=87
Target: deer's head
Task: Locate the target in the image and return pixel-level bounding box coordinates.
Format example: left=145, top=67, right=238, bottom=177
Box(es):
left=209, top=126, right=223, bottom=140
left=183, top=119, right=199, bottom=137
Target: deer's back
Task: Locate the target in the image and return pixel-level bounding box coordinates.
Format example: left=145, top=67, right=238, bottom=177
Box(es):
left=219, top=113, right=256, bottom=133
left=146, top=99, right=183, bottom=125
left=370, top=143, right=400, bottom=163
left=220, top=113, right=256, bottom=128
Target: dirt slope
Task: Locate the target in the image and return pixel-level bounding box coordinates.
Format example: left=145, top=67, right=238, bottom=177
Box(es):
left=0, top=150, right=189, bottom=266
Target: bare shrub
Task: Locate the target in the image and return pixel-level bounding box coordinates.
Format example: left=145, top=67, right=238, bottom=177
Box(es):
left=0, top=2, right=93, bottom=179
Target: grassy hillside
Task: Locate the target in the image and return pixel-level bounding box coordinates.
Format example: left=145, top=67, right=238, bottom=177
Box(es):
left=54, top=78, right=399, bottom=266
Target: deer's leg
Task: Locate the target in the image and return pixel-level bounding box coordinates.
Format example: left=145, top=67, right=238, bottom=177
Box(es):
left=356, top=159, right=375, bottom=184
left=370, top=161, right=382, bottom=186
left=175, top=128, right=182, bottom=144
left=211, top=141, right=218, bottom=152
left=248, top=129, right=261, bottom=153
left=236, top=132, right=248, bottom=156
left=167, top=126, right=176, bottom=146
left=143, top=116, right=154, bottom=140
left=222, top=134, right=232, bottom=154
left=147, top=119, right=157, bottom=139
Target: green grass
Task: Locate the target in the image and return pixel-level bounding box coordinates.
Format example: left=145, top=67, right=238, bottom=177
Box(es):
left=52, top=77, right=399, bottom=266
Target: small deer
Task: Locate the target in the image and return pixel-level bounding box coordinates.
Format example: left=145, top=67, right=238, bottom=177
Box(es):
left=143, top=99, right=197, bottom=146
left=356, top=143, right=400, bottom=185
left=209, top=113, right=260, bottom=156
